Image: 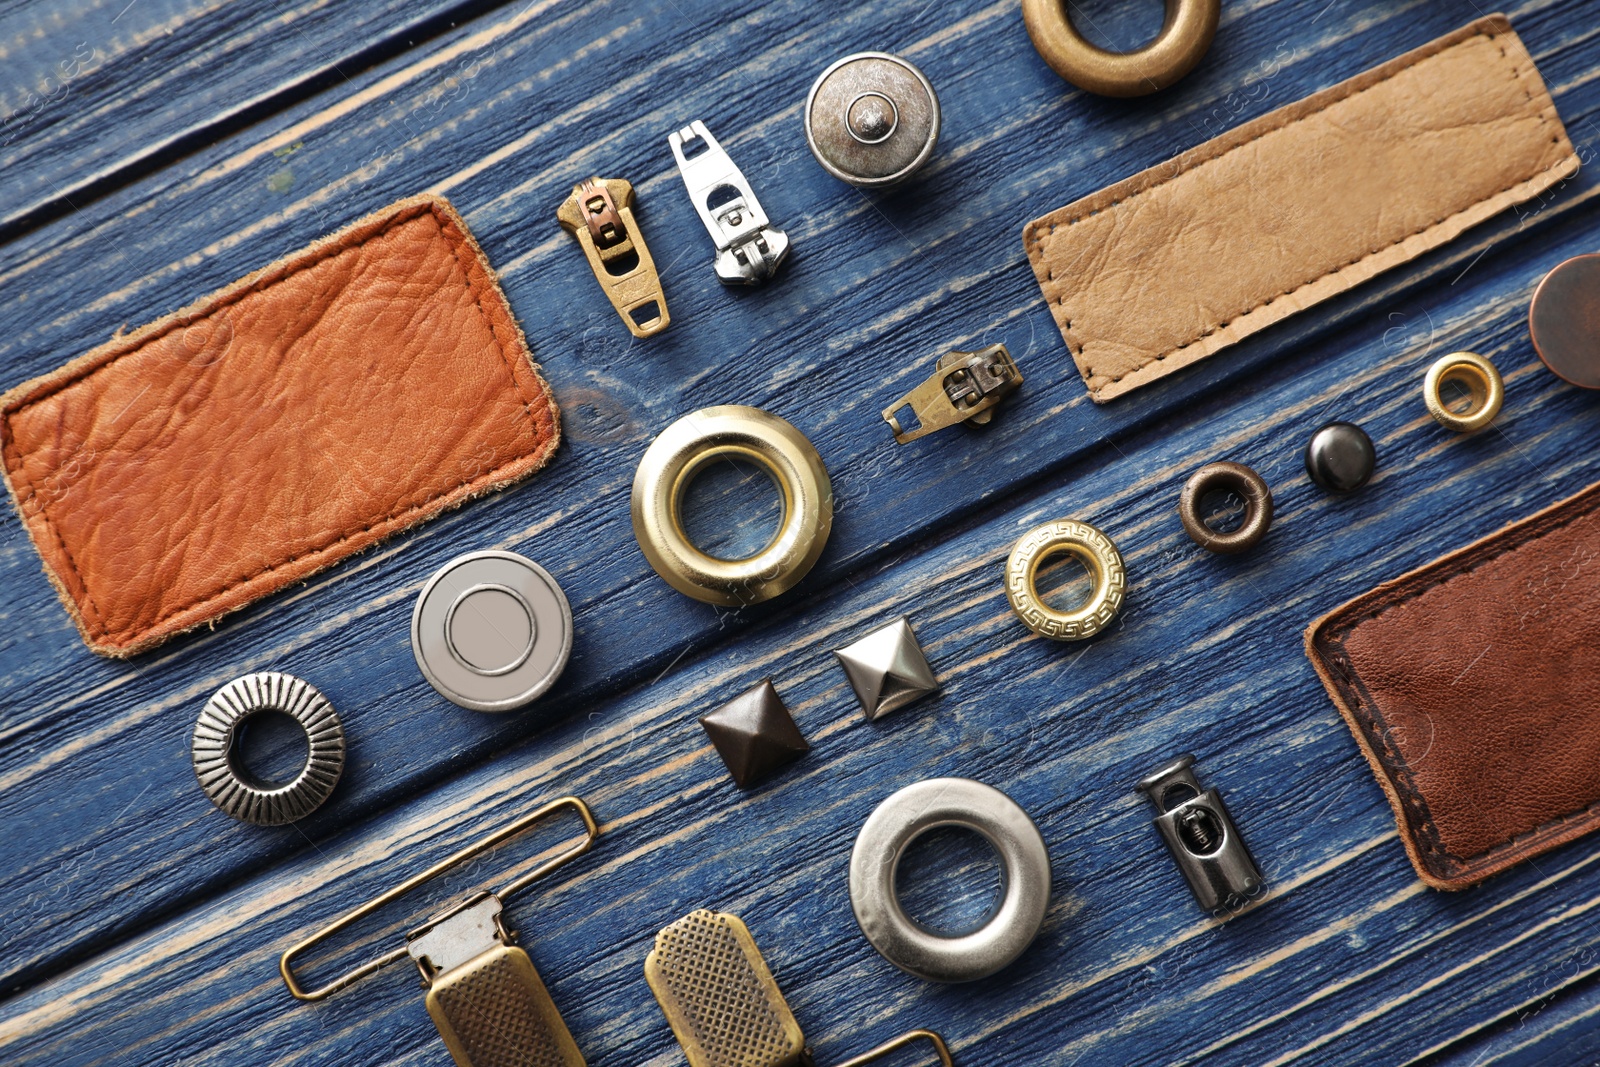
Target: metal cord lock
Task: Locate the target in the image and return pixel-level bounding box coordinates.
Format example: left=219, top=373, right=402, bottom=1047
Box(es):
left=669, top=120, right=789, bottom=286
left=1022, top=0, right=1219, bottom=97
left=883, top=344, right=1022, bottom=444
left=646, top=909, right=954, bottom=1067
left=1137, top=754, right=1263, bottom=915
left=557, top=177, right=669, bottom=337
left=280, top=797, right=599, bottom=1067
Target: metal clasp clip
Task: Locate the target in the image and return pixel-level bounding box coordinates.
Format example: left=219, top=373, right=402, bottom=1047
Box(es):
left=281, top=796, right=600, bottom=1067
left=647, top=909, right=953, bottom=1067
left=882, top=343, right=1022, bottom=443
left=557, top=177, right=670, bottom=337
left=668, top=121, right=789, bottom=286
left=1136, top=755, right=1262, bottom=915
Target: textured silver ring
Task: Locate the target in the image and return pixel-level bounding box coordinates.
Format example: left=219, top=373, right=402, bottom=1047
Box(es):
left=192, top=672, right=345, bottom=825
left=849, top=777, right=1051, bottom=983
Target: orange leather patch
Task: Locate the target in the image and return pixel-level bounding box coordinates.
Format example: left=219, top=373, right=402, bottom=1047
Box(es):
left=1, top=194, right=560, bottom=656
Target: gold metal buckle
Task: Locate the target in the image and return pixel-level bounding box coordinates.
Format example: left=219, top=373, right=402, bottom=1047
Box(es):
left=646, top=909, right=953, bottom=1067
left=557, top=177, right=670, bottom=338
left=280, top=796, right=600, bottom=1067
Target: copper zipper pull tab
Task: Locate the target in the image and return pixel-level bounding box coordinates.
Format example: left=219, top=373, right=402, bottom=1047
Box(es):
left=557, top=177, right=670, bottom=338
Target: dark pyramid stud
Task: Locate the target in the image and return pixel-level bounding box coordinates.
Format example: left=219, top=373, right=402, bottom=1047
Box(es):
left=699, top=680, right=810, bottom=788
left=833, top=616, right=939, bottom=721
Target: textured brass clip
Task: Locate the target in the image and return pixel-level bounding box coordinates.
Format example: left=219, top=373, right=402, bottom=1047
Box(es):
left=281, top=796, right=600, bottom=1067
left=557, top=177, right=670, bottom=338
left=646, top=909, right=954, bottom=1067
left=882, top=344, right=1021, bottom=444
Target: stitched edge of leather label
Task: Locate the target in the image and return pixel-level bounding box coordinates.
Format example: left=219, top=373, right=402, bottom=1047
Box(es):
left=1305, top=481, right=1600, bottom=889
left=1023, top=14, right=1579, bottom=403
left=0, top=193, right=561, bottom=656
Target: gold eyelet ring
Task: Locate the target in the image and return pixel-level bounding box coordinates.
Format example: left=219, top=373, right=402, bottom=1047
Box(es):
left=1424, top=351, right=1503, bottom=433
left=1005, top=520, right=1126, bottom=641
left=1022, top=0, right=1219, bottom=98
left=632, top=405, right=832, bottom=606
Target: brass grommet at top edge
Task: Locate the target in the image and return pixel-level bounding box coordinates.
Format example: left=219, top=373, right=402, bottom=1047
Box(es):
left=1423, top=351, right=1503, bottom=432
left=1005, top=519, right=1126, bottom=641
left=1022, top=0, right=1220, bottom=97
left=1179, top=462, right=1273, bottom=554
left=631, top=405, right=833, bottom=606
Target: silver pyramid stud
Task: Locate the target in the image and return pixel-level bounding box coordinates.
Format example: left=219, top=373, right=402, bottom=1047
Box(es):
left=833, top=616, right=939, bottom=721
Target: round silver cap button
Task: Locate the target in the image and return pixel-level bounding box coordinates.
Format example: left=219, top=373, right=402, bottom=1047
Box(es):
left=805, top=52, right=940, bottom=187
left=412, top=551, right=573, bottom=712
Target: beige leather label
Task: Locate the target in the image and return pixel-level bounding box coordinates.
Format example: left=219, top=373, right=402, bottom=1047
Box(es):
left=1024, top=15, right=1578, bottom=403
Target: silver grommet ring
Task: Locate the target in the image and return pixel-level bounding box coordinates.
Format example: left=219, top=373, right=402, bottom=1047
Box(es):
left=632, top=405, right=833, bottom=606
left=1022, top=0, right=1219, bottom=97
left=192, top=672, right=345, bottom=826
left=850, top=778, right=1051, bottom=983
left=1006, top=519, right=1126, bottom=641
left=1424, top=351, right=1503, bottom=432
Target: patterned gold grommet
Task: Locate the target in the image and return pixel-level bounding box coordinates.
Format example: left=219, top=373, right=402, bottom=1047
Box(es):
left=632, top=405, right=833, bottom=606
left=1005, top=519, right=1125, bottom=641
left=1424, top=351, right=1503, bottom=432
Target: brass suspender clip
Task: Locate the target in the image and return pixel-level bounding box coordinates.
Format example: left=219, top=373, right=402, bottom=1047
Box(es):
left=557, top=177, right=670, bottom=338
left=882, top=344, right=1022, bottom=444
left=646, top=909, right=954, bottom=1067
left=281, top=796, right=601, bottom=1067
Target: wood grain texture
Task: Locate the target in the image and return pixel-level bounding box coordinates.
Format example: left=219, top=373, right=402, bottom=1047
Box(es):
left=2, top=0, right=1600, bottom=1063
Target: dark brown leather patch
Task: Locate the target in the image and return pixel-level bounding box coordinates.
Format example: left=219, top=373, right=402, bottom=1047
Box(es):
left=1307, top=481, right=1600, bottom=889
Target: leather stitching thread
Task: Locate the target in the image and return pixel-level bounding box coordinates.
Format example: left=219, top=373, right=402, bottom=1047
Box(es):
left=1025, top=24, right=1572, bottom=396
left=0, top=198, right=557, bottom=649
left=1310, top=484, right=1600, bottom=876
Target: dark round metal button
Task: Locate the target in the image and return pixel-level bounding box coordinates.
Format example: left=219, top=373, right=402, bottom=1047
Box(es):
left=412, top=550, right=573, bottom=712
left=805, top=52, right=939, bottom=188
left=1530, top=254, right=1600, bottom=389
left=1179, top=462, right=1273, bottom=554
left=1304, top=422, right=1375, bottom=493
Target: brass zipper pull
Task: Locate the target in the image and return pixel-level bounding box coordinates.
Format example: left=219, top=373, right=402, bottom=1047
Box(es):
left=557, top=177, right=670, bottom=338
left=882, top=344, right=1022, bottom=444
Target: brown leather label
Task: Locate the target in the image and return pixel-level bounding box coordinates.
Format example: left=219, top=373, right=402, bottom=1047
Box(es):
left=0, top=194, right=560, bottom=656
left=1025, top=15, right=1579, bottom=403
left=1306, top=481, right=1600, bottom=889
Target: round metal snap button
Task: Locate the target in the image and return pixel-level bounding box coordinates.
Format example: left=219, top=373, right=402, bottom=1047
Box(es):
left=1530, top=253, right=1600, bottom=389
left=412, top=550, right=573, bottom=712
left=805, top=52, right=939, bottom=188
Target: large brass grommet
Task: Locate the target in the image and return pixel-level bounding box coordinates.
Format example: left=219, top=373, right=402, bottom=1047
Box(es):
left=1022, top=0, right=1219, bottom=97
left=632, top=405, right=833, bottom=606
left=1424, top=351, right=1503, bottom=432
left=1179, top=462, right=1272, bottom=554
left=1005, top=519, right=1126, bottom=641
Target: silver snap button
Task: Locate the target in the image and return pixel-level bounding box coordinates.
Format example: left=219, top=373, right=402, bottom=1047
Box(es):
left=412, top=551, right=573, bottom=712
left=805, top=52, right=940, bottom=187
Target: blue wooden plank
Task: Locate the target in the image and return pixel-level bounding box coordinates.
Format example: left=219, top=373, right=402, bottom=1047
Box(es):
left=4, top=0, right=1600, bottom=1062
left=0, top=0, right=536, bottom=240
left=1, top=0, right=1596, bottom=996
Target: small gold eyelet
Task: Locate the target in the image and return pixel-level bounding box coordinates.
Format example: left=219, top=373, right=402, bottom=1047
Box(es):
left=1005, top=520, right=1126, bottom=641
left=1423, top=351, right=1503, bottom=433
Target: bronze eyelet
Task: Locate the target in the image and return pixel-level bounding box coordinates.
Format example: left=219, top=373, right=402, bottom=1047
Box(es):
left=1179, top=462, right=1273, bottom=554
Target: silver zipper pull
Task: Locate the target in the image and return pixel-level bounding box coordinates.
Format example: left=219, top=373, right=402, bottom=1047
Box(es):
left=668, top=120, right=789, bottom=286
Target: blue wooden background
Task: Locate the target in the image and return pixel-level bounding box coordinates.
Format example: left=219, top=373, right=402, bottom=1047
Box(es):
left=3, top=1, right=1600, bottom=1064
